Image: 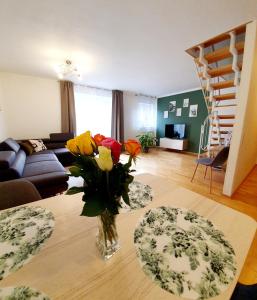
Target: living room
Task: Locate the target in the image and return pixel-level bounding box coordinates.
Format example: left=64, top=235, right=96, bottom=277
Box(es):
left=0, top=1, right=257, bottom=299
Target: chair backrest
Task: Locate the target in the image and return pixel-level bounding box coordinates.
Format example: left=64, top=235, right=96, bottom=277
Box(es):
left=212, top=146, right=230, bottom=167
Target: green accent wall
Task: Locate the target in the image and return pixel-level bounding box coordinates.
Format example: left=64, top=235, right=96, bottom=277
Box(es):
left=157, top=89, right=208, bottom=153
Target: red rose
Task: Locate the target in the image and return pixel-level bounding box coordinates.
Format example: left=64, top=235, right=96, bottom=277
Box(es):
left=101, top=138, right=122, bottom=163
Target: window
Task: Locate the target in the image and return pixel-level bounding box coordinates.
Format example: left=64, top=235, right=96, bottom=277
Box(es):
left=137, top=95, right=157, bottom=132
left=74, top=85, right=112, bottom=136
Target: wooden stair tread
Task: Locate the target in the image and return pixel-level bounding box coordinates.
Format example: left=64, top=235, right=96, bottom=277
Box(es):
left=195, top=41, right=244, bottom=65
left=214, top=93, right=236, bottom=100
left=214, top=104, right=237, bottom=108
left=199, top=62, right=242, bottom=78
left=212, top=130, right=232, bottom=134
left=203, top=26, right=246, bottom=48
left=211, top=137, right=225, bottom=140
left=210, top=80, right=234, bottom=90
left=212, top=123, right=234, bottom=127
left=185, top=23, right=248, bottom=57
left=207, top=93, right=236, bottom=101
left=212, top=115, right=235, bottom=119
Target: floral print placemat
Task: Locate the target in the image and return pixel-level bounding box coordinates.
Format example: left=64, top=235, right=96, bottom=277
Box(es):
left=120, top=181, right=153, bottom=212
left=0, top=286, right=50, bottom=300
left=134, top=206, right=237, bottom=300
left=0, top=206, right=55, bottom=281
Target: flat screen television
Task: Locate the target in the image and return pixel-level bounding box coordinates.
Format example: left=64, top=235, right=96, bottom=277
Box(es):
left=165, top=124, right=186, bottom=139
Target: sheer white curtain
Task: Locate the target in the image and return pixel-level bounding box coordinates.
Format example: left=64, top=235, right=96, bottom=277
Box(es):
left=137, top=95, right=157, bottom=132
left=74, top=85, right=112, bottom=136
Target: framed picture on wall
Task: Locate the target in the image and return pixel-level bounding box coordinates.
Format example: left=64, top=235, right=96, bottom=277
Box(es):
left=168, top=101, right=176, bottom=112
left=189, top=104, right=198, bottom=117
left=176, top=108, right=182, bottom=117
left=183, top=98, right=189, bottom=107
left=163, top=111, right=168, bottom=118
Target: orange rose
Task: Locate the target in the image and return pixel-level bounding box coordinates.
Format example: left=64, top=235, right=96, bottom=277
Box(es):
left=124, top=139, right=141, bottom=157
left=93, top=134, right=106, bottom=146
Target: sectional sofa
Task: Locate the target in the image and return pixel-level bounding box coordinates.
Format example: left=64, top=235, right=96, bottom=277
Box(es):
left=0, top=133, right=75, bottom=198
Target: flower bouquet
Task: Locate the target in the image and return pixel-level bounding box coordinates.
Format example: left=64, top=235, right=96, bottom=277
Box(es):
left=66, top=131, right=141, bottom=259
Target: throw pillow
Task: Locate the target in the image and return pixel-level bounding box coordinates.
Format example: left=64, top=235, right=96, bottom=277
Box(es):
left=28, top=139, right=47, bottom=152
left=19, top=141, right=34, bottom=155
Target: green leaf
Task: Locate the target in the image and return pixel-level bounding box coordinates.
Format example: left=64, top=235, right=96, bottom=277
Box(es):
left=122, top=192, right=130, bottom=206
left=66, top=186, right=84, bottom=195
left=81, top=194, right=106, bottom=217
left=69, top=166, right=81, bottom=177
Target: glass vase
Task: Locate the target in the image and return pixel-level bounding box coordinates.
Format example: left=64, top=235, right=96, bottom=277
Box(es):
left=96, top=209, right=120, bottom=260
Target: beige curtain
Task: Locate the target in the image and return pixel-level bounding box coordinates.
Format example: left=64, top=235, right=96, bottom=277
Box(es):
left=111, top=90, right=124, bottom=142
left=60, top=81, right=76, bottom=135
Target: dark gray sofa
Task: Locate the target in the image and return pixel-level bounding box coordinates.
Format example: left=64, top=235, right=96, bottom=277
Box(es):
left=0, top=134, right=74, bottom=198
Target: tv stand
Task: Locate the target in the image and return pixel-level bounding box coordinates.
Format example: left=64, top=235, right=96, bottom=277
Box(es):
left=160, top=137, right=188, bottom=151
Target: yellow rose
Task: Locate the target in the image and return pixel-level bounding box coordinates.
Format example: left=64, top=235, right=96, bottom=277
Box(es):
left=76, top=131, right=96, bottom=155
left=95, top=146, right=113, bottom=171
left=66, top=138, right=79, bottom=154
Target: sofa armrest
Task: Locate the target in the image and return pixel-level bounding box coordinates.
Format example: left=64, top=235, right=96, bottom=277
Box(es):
left=0, top=179, right=42, bottom=210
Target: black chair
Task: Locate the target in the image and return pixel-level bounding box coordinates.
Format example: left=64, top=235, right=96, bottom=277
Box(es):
left=231, top=283, right=257, bottom=300
left=191, top=146, right=230, bottom=193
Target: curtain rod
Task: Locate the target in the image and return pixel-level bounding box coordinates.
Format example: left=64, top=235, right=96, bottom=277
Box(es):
left=75, top=83, right=156, bottom=99
left=75, top=83, right=112, bottom=92
left=135, top=93, right=157, bottom=99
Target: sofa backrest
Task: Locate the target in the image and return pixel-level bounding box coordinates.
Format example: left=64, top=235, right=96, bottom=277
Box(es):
left=0, top=149, right=26, bottom=181
left=49, top=132, right=74, bottom=142
left=0, top=138, right=21, bottom=153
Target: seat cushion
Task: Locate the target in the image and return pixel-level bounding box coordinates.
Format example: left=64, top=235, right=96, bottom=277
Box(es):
left=0, top=138, right=20, bottom=153
left=26, top=153, right=58, bottom=164
left=196, top=157, right=214, bottom=166
left=53, top=148, right=75, bottom=166
left=24, top=172, right=69, bottom=188
left=23, top=160, right=65, bottom=178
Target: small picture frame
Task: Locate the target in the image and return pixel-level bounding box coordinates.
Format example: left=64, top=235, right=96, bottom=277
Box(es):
left=189, top=104, right=198, bottom=117
left=169, top=101, right=176, bottom=112
left=163, top=111, right=168, bottom=118
left=176, top=108, right=182, bottom=117
left=183, top=98, right=189, bottom=108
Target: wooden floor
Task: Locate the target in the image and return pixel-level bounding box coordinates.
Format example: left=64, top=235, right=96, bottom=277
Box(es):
left=124, top=148, right=257, bottom=284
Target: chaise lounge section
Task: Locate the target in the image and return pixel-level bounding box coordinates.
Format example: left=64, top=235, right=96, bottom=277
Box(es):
left=0, top=134, right=74, bottom=198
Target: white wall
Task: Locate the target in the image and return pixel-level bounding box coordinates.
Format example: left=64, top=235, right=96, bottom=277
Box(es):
left=223, top=21, right=257, bottom=196
left=123, top=92, right=157, bottom=140
left=0, top=72, right=61, bottom=140
left=0, top=79, right=7, bottom=140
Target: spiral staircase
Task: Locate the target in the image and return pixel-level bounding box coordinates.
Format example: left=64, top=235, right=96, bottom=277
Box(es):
left=186, top=23, right=247, bottom=158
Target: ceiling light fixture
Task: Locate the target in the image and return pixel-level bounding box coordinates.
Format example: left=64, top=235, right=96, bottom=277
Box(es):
left=56, top=59, right=81, bottom=80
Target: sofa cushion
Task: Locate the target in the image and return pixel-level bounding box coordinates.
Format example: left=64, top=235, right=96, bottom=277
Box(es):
left=19, top=141, right=34, bottom=155
left=0, top=138, right=20, bottom=153
left=0, top=150, right=26, bottom=181
left=0, top=151, right=16, bottom=169
left=24, top=172, right=69, bottom=188
left=29, top=139, right=47, bottom=152
left=22, top=160, right=66, bottom=178
left=31, top=150, right=54, bottom=155
left=53, top=148, right=75, bottom=166
left=26, top=153, right=58, bottom=164
left=50, top=132, right=74, bottom=142
left=11, top=150, right=26, bottom=177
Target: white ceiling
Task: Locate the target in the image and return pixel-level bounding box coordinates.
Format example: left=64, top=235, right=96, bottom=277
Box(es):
left=0, top=0, right=257, bottom=96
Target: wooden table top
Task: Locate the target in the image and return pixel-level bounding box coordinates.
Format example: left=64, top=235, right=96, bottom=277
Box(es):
left=0, top=174, right=256, bottom=300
